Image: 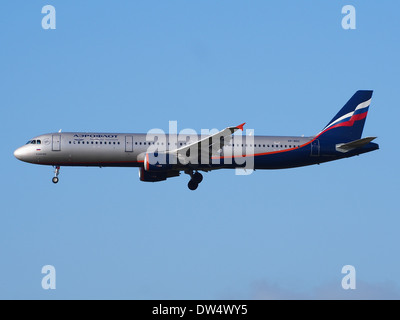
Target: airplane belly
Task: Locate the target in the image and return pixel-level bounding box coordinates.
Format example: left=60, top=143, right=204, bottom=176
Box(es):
left=253, top=148, right=313, bottom=169
left=68, top=147, right=140, bottom=167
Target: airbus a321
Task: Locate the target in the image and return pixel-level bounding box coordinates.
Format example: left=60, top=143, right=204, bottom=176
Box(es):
left=14, top=90, right=379, bottom=190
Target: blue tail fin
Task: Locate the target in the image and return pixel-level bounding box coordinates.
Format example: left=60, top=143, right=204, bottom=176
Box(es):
left=316, top=90, right=373, bottom=142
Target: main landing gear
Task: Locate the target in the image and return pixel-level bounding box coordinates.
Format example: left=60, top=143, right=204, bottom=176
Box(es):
left=186, top=170, right=203, bottom=191
left=52, top=166, right=60, bottom=184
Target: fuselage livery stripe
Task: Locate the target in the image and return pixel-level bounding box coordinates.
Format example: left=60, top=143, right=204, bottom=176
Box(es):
left=213, top=111, right=368, bottom=160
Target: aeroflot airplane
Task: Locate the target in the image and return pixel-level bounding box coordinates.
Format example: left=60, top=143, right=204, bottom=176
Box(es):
left=14, top=90, right=378, bottom=190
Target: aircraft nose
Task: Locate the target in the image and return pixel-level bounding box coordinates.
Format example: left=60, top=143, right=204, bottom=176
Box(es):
left=14, top=147, right=27, bottom=161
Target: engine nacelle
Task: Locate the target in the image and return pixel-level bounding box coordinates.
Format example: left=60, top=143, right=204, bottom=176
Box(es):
left=139, top=167, right=167, bottom=182
left=143, top=152, right=176, bottom=172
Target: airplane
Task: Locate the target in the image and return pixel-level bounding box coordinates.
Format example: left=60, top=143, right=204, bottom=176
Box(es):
left=14, top=90, right=379, bottom=190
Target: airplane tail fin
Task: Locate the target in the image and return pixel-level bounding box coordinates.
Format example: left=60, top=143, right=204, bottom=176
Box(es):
left=317, top=90, right=373, bottom=142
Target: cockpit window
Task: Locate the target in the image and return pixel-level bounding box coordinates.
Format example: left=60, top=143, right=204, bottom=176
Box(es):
left=26, top=140, right=39, bottom=145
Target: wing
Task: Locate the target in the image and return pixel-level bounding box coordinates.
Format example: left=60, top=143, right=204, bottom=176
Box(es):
left=168, top=123, right=246, bottom=166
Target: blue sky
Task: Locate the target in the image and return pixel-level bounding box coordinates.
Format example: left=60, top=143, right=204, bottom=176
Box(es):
left=1, top=1, right=399, bottom=299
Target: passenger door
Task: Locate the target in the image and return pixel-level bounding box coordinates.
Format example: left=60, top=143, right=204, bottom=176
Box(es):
left=52, top=135, right=61, bottom=151
left=125, top=136, right=133, bottom=152
left=310, top=139, right=320, bottom=156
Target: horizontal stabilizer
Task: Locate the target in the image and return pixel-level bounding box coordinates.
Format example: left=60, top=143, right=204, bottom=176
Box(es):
left=336, top=137, right=377, bottom=153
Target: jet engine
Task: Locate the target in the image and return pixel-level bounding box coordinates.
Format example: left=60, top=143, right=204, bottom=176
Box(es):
left=138, top=167, right=167, bottom=182
left=143, top=152, right=176, bottom=172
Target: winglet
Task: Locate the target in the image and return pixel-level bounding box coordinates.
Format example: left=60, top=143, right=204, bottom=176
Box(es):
left=236, top=122, right=246, bottom=131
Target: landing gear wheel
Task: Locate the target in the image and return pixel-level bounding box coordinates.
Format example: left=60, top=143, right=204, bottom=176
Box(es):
left=52, top=166, right=60, bottom=184
left=188, top=180, right=199, bottom=191
left=193, top=172, right=203, bottom=184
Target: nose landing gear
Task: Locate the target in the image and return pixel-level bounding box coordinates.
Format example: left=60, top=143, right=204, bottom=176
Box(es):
left=52, top=166, right=60, bottom=184
left=186, top=170, right=203, bottom=191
